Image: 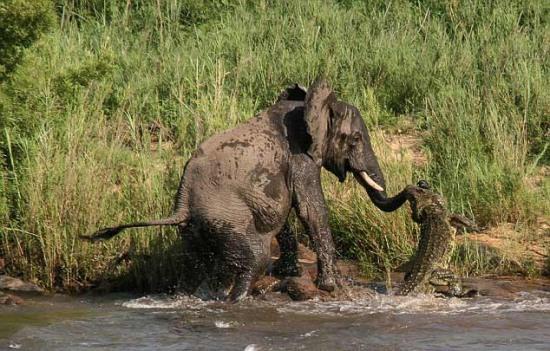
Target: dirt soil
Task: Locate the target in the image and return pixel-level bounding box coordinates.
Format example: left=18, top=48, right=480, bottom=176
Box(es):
left=457, top=219, right=549, bottom=273
left=384, top=131, right=428, bottom=167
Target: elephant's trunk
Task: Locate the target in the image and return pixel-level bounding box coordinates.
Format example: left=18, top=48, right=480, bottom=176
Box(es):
left=352, top=151, right=408, bottom=212
left=353, top=173, right=409, bottom=212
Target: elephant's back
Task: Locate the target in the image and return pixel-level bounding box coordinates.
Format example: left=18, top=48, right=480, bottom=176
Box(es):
left=182, top=113, right=292, bottom=233
left=191, top=111, right=290, bottom=182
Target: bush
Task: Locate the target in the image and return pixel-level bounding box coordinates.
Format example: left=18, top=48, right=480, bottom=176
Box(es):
left=0, top=0, right=56, bottom=80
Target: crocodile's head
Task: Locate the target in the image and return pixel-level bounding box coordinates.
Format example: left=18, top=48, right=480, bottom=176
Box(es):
left=427, top=269, right=464, bottom=297
left=405, top=180, right=448, bottom=224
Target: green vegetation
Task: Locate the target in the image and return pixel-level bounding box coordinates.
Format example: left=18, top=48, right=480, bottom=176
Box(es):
left=0, top=0, right=548, bottom=292
left=0, top=0, right=56, bottom=80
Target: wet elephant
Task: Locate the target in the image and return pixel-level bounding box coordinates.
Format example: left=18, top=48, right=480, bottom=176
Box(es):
left=84, top=78, right=410, bottom=301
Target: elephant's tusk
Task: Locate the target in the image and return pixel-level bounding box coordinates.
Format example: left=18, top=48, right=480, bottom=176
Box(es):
left=360, top=171, right=384, bottom=192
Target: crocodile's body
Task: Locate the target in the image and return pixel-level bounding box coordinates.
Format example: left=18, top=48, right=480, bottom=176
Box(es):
left=397, top=184, right=464, bottom=296
left=250, top=182, right=473, bottom=300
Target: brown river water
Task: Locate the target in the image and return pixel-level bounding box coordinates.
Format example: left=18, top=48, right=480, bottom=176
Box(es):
left=1, top=281, right=549, bottom=351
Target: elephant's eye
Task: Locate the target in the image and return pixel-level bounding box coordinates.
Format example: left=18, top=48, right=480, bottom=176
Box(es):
left=350, top=132, right=361, bottom=146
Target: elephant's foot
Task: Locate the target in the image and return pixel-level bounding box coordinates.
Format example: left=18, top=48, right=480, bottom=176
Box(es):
left=315, top=259, right=339, bottom=292
left=315, top=274, right=337, bottom=292
left=228, top=271, right=253, bottom=303
left=272, top=254, right=302, bottom=277
left=274, top=223, right=302, bottom=277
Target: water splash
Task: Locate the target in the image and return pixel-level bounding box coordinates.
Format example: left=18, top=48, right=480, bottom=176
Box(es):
left=120, top=294, right=224, bottom=313
left=120, top=289, right=550, bottom=318
left=300, top=330, right=319, bottom=337
left=277, top=290, right=550, bottom=316
left=214, top=320, right=238, bottom=328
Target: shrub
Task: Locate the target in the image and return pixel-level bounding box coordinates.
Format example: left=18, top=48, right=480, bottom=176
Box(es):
left=0, top=0, right=56, bottom=80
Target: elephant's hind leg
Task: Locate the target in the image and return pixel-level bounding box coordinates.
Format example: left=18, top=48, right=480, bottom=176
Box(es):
left=225, top=246, right=256, bottom=302
left=205, top=252, right=253, bottom=302
left=226, top=232, right=269, bottom=302
left=203, top=257, right=235, bottom=300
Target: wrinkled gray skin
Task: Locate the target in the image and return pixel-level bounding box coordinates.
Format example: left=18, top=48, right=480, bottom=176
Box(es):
left=84, top=78, right=409, bottom=302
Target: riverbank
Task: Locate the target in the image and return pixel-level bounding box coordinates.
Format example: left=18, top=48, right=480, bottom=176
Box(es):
left=3, top=238, right=548, bottom=305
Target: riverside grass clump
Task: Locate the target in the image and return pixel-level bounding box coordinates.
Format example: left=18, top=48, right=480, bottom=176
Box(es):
left=0, top=0, right=548, bottom=292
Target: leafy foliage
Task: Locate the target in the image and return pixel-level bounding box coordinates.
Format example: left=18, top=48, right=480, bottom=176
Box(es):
left=0, top=0, right=56, bottom=80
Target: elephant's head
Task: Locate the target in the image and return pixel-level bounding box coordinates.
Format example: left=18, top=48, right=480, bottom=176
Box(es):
left=304, top=78, right=407, bottom=212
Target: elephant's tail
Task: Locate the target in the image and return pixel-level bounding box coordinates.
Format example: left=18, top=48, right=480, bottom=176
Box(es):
left=81, top=210, right=190, bottom=242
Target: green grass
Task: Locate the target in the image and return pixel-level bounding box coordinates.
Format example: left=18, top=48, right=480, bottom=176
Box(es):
left=0, top=0, right=548, bottom=291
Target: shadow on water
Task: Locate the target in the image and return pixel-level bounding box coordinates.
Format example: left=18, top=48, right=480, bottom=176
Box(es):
left=0, top=295, right=94, bottom=340
left=91, top=229, right=190, bottom=294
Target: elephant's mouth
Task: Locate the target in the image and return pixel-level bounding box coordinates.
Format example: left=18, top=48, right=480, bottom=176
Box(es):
left=353, top=171, right=384, bottom=192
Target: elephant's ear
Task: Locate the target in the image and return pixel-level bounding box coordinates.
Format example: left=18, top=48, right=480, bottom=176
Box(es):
left=304, top=77, right=336, bottom=166
left=277, top=83, right=307, bottom=102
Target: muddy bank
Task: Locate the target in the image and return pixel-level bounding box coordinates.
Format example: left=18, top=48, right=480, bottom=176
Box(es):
left=2, top=259, right=549, bottom=307
left=0, top=276, right=44, bottom=305
left=0, top=258, right=45, bottom=305
left=0, top=292, right=24, bottom=305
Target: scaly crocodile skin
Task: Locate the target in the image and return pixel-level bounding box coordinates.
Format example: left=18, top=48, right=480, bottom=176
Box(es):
left=397, top=182, right=464, bottom=296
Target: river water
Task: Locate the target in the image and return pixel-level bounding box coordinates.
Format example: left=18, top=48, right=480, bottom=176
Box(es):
left=1, top=286, right=550, bottom=351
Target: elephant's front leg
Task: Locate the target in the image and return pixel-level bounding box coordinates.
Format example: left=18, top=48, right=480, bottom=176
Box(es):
left=291, top=155, right=338, bottom=292
left=272, top=223, right=302, bottom=277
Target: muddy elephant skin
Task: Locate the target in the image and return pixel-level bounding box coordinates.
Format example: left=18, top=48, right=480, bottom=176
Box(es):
left=84, top=78, right=410, bottom=301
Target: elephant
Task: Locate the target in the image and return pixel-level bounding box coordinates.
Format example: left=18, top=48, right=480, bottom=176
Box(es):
left=84, top=77, right=411, bottom=301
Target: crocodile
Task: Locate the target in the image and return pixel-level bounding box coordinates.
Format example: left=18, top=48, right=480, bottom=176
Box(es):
left=396, top=181, right=474, bottom=297
left=252, top=180, right=477, bottom=300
